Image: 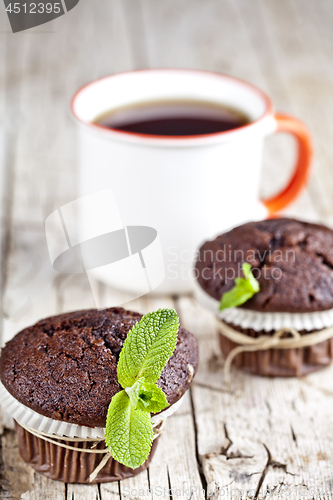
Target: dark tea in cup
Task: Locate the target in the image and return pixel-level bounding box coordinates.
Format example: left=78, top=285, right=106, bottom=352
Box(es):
left=94, top=100, right=250, bottom=137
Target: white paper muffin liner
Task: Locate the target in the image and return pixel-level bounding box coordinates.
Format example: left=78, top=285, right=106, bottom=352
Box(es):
left=194, top=279, right=333, bottom=332
left=0, top=381, right=184, bottom=439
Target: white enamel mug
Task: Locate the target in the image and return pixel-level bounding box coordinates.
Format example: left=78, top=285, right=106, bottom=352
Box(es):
left=71, top=69, right=312, bottom=294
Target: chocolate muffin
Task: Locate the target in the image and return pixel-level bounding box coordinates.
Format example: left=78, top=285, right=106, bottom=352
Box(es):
left=0, top=307, right=198, bottom=427
left=195, top=218, right=333, bottom=376
left=0, top=307, right=198, bottom=482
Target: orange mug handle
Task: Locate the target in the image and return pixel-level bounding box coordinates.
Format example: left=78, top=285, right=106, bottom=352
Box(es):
left=262, top=113, right=313, bottom=215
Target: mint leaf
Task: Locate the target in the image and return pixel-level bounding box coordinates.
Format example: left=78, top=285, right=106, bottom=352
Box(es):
left=105, top=308, right=180, bottom=469
left=126, top=378, right=169, bottom=413
left=137, top=381, right=169, bottom=413
left=105, top=390, right=153, bottom=469
left=118, top=308, right=179, bottom=387
left=219, top=263, right=260, bottom=310
left=242, top=262, right=260, bottom=292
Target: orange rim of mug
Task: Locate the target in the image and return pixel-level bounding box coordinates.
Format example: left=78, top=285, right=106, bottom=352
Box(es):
left=263, top=113, right=313, bottom=216
left=71, top=69, right=274, bottom=142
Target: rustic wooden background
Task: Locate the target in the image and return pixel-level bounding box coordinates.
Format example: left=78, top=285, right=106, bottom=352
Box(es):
left=1, top=0, right=333, bottom=498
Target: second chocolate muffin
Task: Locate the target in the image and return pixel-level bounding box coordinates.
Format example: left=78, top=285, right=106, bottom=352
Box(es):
left=195, top=218, right=333, bottom=376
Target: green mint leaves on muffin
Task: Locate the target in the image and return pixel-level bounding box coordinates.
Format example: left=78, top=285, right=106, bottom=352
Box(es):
left=117, top=309, right=179, bottom=387
left=105, top=391, right=153, bottom=470
left=219, top=262, right=260, bottom=310
left=105, top=308, right=179, bottom=469
left=125, top=378, right=169, bottom=412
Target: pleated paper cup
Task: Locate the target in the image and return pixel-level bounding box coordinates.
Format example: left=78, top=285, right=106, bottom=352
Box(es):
left=0, top=382, right=184, bottom=483
left=194, top=280, right=333, bottom=377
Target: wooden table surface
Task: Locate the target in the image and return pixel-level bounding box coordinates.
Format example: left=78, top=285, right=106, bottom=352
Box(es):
left=1, top=0, right=333, bottom=498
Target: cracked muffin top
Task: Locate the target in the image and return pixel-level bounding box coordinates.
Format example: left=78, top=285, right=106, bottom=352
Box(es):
left=195, top=218, right=333, bottom=313
left=0, top=308, right=198, bottom=427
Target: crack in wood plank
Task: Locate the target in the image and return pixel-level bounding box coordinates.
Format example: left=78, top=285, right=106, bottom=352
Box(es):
left=189, top=389, right=208, bottom=500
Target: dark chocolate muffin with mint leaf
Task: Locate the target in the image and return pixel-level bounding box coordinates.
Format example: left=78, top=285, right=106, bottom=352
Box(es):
left=0, top=307, right=198, bottom=427
left=196, top=218, right=333, bottom=313
left=195, top=218, right=333, bottom=376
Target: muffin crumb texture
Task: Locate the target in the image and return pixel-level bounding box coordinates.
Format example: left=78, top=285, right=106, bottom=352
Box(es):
left=0, top=308, right=198, bottom=427
left=196, top=218, right=333, bottom=312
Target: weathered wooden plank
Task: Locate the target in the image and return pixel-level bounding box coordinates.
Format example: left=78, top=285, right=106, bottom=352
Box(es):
left=141, top=0, right=265, bottom=83
left=0, top=0, right=139, bottom=347
left=177, top=295, right=333, bottom=499
left=120, top=0, right=149, bottom=69
left=0, top=430, right=34, bottom=500
left=119, top=470, right=152, bottom=500
left=0, top=28, right=5, bottom=434
left=67, top=482, right=100, bottom=500
left=2, top=229, right=58, bottom=344
left=233, top=0, right=322, bottom=218
left=243, top=0, right=333, bottom=221
left=21, top=473, right=65, bottom=500
left=0, top=0, right=144, bottom=493
left=7, top=0, right=135, bottom=227
left=1, top=0, right=137, bottom=331
left=158, top=392, right=205, bottom=500
left=0, top=19, right=30, bottom=352
left=99, top=482, right=121, bottom=500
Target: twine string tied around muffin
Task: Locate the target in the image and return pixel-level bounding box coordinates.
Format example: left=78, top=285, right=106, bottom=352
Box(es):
left=18, top=419, right=165, bottom=483
left=216, top=320, right=333, bottom=385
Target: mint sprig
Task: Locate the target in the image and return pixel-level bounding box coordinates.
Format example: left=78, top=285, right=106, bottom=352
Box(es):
left=125, top=378, right=169, bottom=413
left=219, top=263, right=260, bottom=311
left=105, top=391, right=153, bottom=469
left=105, top=309, right=179, bottom=469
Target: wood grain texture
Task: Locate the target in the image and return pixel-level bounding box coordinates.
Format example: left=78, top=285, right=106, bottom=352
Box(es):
left=1, top=0, right=333, bottom=497
left=177, top=296, right=333, bottom=500
left=140, top=0, right=327, bottom=221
